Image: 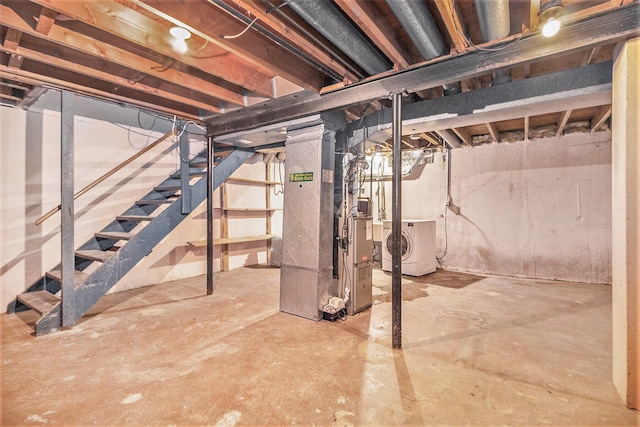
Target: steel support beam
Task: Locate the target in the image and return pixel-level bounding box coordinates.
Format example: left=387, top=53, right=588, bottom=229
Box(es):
left=391, top=92, right=402, bottom=349
left=207, top=3, right=639, bottom=136
left=207, top=136, right=214, bottom=295
left=60, top=90, right=75, bottom=328
left=179, top=121, right=191, bottom=214
left=349, top=61, right=613, bottom=145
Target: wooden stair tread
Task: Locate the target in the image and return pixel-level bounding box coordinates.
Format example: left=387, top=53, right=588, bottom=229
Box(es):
left=95, top=231, right=134, bottom=240
left=116, top=215, right=155, bottom=221
left=188, top=234, right=274, bottom=247
left=76, top=249, right=113, bottom=262
left=46, top=269, right=89, bottom=285
left=17, top=291, right=60, bottom=315
left=136, top=199, right=173, bottom=205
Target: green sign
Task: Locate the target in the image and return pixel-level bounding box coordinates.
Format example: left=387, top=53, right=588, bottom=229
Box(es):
left=289, top=172, right=314, bottom=182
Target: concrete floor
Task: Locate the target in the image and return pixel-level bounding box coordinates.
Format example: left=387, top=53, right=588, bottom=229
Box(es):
left=2, top=267, right=638, bottom=426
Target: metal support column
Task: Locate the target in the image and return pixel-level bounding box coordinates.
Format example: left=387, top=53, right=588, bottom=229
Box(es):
left=180, top=120, right=191, bottom=214
left=391, top=92, right=402, bottom=349
left=61, top=90, right=76, bottom=327
left=206, top=135, right=214, bottom=295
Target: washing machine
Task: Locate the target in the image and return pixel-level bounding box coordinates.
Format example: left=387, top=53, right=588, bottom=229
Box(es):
left=382, top=220, right=436, bottom=276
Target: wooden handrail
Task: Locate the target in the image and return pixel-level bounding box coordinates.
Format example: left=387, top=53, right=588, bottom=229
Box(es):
left=35, top=131, right=174, bottom=226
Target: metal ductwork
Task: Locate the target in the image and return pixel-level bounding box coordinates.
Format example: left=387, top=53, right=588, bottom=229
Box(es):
left=476, top=0, right=511, bottom=42
left=385, top=0, right=447, bottom=60
left=475, top=0, right=511, bottom=85
left=288, top=0, right=391, bottom=75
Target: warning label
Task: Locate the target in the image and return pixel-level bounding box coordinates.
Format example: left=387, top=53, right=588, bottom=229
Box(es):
left=289, top=172, right=314, bottom=182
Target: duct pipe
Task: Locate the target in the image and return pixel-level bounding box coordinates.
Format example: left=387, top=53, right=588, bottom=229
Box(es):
left=385, top=0, right=447, bottom=60
left=475, top=0, right=512, bottom=85
left=288, top=0, right=391, bottom=75
left=476, top=0, right=511, bottom=42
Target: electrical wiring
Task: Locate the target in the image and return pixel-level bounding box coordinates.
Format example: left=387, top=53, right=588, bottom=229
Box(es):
left=273, top=157, right=284, bottom=195
left=220, top=17, right=259, bottom=39
left=137, top=109, right=157, bottom=131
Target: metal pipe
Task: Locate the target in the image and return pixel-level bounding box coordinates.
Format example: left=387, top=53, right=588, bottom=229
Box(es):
left=288, top=0, right=391, bottom=75
left=179, top=121, right=191, bottom=214
left=391, top=92, right=402, bottom=349
left=60, top=90, right=75, bottom=328
left=36, top=131, right=173, bottom=226
left=207, top=135, right=214, bottom=295
left=385, top=0, right=447, bottom=60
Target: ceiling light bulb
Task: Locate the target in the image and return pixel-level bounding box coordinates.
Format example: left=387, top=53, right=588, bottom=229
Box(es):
left=542, top=17, right=561, bottom=37
left=170, top=26, right=191, bottom=40
left=169, top=26, right=191, bottom=53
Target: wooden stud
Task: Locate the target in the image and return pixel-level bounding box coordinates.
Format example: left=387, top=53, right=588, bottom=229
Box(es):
left=524, top=116, right=530, bottom=141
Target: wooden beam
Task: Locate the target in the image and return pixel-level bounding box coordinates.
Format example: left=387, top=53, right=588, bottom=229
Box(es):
left=132, top=0, right=324, bottom=92
left=591, top=104, right=612, bottom=132
left=485, top=122, right=499, bottom=142
left=0, top=66, right=201, bottom=121
left=452, top=127, right=471, bottom=146
left=334, top=0, right=410, bottom=69
left=35, top=6, right=57, bottom=35
left=556, top=109, right=573, bottom=137
left=0, top=86, right=22, bottom=102
left=27, top=0, right=273, bottom=98
left=524, top=116, right=530, bottom=141
left=433, top=0, right=469, bottom=54
left=0, top=43, right=222, bottom=113
left=234, top=0, right=359, bottom=83
left=1, top=2, right=244, bottom=106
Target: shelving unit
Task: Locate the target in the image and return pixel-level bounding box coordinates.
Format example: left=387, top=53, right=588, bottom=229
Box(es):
left=190, top=164, right=283, bottom=271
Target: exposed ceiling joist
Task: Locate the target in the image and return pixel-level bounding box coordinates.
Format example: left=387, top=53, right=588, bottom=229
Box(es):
left=232, top=0, right=359, bottom=83
left=485, top=122, right=499, bottom=142
left=130, top=0, right=324, bottom=92
left=334, top=0, right=410, bottom=69
left=432, top=0, right=468, bottom=54
left=556, top=109, right=573, bottom=136
left=208, top=4, right=639, bottom=135
left=26, top=0, right=269, bottom=99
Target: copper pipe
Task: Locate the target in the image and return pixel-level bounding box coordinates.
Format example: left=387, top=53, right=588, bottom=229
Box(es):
left=35, top=131, right=174, bottom=226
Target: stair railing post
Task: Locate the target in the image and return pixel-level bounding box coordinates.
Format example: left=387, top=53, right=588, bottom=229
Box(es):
left=206, top=135, right=214, bottom=295
left=61, top=90, right=76, bottom=327
left=179, top=120, right=191, bottom=214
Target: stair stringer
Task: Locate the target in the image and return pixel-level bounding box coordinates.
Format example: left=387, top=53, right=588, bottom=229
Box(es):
left=67, top=149, right=254, bottom=326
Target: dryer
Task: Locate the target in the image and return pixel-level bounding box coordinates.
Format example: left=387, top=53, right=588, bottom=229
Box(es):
left=382, top=220, right=436, bottom=276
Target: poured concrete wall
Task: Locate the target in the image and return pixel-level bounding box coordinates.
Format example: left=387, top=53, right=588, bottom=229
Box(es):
left=0, top=103, right=278, bottom=312
left=366, top=131, right=612, bottom=284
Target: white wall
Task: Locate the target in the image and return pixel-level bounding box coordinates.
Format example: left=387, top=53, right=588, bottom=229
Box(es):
left=365, top=131, right=612, bottom=284
left=1, top=103, right=281, bottom=312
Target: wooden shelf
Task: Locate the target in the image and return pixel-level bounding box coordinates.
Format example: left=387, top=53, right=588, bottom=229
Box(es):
left=188, top=234, right=274, bottom=247
left=227, top=177, right=283, bottom=185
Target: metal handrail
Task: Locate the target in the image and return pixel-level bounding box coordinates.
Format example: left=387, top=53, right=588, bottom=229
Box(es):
left=35, top=131, right=174, bottom=226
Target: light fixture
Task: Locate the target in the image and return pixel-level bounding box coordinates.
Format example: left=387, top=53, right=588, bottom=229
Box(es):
left=538, top=0, right=564, bottom=38
left=169, top=26, right=191, bottom=54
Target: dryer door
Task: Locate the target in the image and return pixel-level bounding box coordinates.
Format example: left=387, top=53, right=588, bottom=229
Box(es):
left=384, top=230, right=412, bottom=261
